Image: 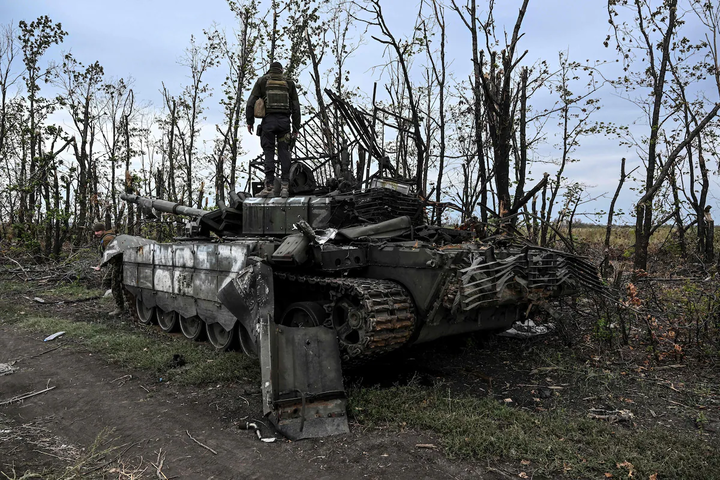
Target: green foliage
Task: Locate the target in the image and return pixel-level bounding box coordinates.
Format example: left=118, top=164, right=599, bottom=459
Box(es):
left=18, top=16, right=67, bottom=98
left=9, top=224, right=40, bottom=255
left=593, top=316, right=614, bottom=343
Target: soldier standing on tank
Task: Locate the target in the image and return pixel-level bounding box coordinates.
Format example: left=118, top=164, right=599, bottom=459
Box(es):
left=92, top=222, right=126, bottom=317
left=246, top=61, right=301, bottom=198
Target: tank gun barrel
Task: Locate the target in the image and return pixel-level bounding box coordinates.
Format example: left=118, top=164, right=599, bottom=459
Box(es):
left=121, top=193, right=206, bottom=218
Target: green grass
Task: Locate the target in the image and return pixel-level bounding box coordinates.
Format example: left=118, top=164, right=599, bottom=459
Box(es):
left=43, top=283, right=105, bottom=299
left=0, top=278, right=103, bottom=305
left=0, top=279, right=30, bottom=295
left=4, top=315, right=259, bottom=386
left=349, top=383, right=719, bottom=479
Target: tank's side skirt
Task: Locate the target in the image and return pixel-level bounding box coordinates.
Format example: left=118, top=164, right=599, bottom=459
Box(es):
left=122, top=241, right=252, bottom=332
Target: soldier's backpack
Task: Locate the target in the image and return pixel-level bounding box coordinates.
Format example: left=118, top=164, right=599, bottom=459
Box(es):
left=264, top=74, right=290, bottom=114
left=253, top=97, right=265, bottom=118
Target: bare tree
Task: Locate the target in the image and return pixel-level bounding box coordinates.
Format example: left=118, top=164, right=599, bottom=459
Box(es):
left=176, top=33, right=220, bottom=207
left=450, top=0, right=530, bottom=216
left=305, top=28, right=346, bottom=181
left=355, top=0, right=427, bottom=194
left=684, top=0, right=720, bottom=261
left=446, top=88, right=488, bottom=222
left=420, top=0, right=448, bottom=224
left=329, top=1, right=363, bottom=98
left=450, top=0, right=489, bottom=223
left=98, top=77, right=136, bottom=227
left=0, top=23, right=21, bottom=167
left=607, top=0, right=720, bottom=272
left=267, top=1, right=288, bottom=65
left=540, top=52, right=604, bottom=245
left=213, top=0, right=261, bottom=200
left=602, top=158, right=636, bottom=276
left=160, top=83, right=179, bottom=203
left=18, top=16, right=66, bottom=225
left=57, top=54, right=104, bottom=239
left=0, top=22, right=23, bottom=231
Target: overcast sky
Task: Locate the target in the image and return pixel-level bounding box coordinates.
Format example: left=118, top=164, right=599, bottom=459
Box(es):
left=2, top=0, right=718, bottom=224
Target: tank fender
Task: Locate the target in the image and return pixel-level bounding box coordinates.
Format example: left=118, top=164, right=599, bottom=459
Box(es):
left=102, top=234, right=156, bottom=266
left=217, top=260, right=274, bottom=351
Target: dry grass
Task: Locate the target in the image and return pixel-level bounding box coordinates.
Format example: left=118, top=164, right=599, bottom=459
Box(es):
left=0, top=422, right=150, bottom=480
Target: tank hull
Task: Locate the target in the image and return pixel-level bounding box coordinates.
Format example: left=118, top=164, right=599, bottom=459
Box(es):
left=120, top=234, right=598, bottom=358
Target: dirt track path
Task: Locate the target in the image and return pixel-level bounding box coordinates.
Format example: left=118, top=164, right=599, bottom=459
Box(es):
left=0, top=325, right=485, bottom=479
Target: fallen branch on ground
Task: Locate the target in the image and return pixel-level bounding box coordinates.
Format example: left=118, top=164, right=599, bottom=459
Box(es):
left=186, top=430, right=218, bottom=455
left=0, top=385, right=57, bottom=405
left=13, top=346, right=63, bottom=363
left=152, top=448, right=167, bottom=480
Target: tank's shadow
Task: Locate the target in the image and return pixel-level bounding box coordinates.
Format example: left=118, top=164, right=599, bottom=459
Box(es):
left=342, top=333, right=497, bottom=388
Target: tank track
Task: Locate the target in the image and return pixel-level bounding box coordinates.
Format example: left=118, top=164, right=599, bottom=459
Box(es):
left=275, top=272, right=417, bottom=361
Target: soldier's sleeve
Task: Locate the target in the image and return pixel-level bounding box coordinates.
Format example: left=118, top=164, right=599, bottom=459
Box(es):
left=289, top=81, right=301, bottom=132
left=101, top=234, right=116, bottom=251
left=245, top=77, right=264, bottom=125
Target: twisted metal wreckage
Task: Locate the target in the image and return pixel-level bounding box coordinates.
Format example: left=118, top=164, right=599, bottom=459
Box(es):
left=103, top=89, right=605, bottom=440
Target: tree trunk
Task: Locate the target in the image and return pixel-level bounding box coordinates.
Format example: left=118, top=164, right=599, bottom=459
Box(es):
left=603, top=158, right=627, bottom=277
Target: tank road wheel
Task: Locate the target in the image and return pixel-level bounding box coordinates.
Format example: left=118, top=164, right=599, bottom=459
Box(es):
left=279, top=301, right=327, bottom=328
left=135, top=297, right=156, bottom=325
left=206, top=322, right=236, bottom=351
left=157, top=310, right=178, bottom=332
left=331, top=298, right=364, bottom=354
left=237, top=325, right=257, bottom=358
left=179, top=315, right=205, bottom=341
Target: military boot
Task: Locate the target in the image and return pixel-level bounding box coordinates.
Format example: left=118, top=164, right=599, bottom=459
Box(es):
left=108, top=307, right=126, bottom=317
left=257, top=183, right=274, bottom=198
left=280, top=181, right=290, bottom=198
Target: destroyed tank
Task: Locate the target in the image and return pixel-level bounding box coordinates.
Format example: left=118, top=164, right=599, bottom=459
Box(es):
left=108, top=89, right=604, bottom=440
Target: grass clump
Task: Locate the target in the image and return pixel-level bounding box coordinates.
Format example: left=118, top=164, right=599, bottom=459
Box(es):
left=349, top=383, right=719, bottom=479
left=9, top=315, right=259, bottom=386
left=44, top=283, right=105, bottom=300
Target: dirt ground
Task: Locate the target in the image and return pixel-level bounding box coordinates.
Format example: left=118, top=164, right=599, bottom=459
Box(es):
left=0, top=286, right=499, bottom=480
left=1, top=278, right=719, bottom=479
left=1, top=326, right=501, bottom=479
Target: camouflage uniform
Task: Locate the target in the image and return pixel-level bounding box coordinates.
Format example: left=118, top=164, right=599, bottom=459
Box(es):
left=246, top=62, right=301, bottom=189
left=108, top=255, right=124, bottom=311
left=99, top=230, right=125, bottom=312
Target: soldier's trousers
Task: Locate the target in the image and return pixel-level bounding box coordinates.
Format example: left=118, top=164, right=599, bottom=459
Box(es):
left=260, top=113, right=292, bottom=185
left=108, top=256, right=125, bottom=310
